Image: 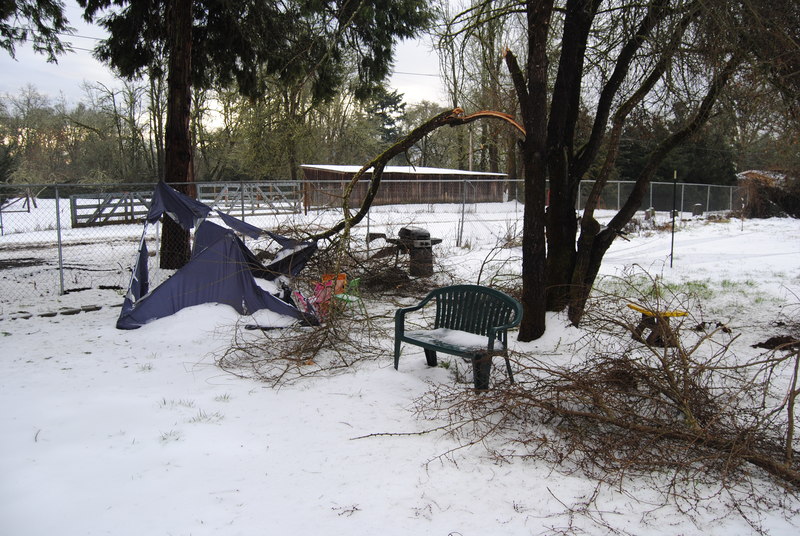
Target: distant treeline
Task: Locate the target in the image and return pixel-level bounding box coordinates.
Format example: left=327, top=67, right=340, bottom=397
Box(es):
left=1, top=80, right=795, bottom=189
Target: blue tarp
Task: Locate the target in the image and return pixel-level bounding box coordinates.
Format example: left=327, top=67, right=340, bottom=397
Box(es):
left=119, top=238, right=150, bottom=322
left=215, top=209, right=262, bottom=240
left=193, top=219, right=238, bottom=255
left=116, top=182, right=317, bottom=329
left=193, top=220, right=318, bottom=282
left=147, top=181, right=211, bottom=228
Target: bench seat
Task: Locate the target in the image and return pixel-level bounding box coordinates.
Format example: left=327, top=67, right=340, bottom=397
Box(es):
left=403, top=328, right=506, bottom=356
left=394, top=285, right=522, bottom=389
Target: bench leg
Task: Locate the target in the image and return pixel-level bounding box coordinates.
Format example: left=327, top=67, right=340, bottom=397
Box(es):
left=394, top=339, right=401, bottom=370
left=504, top=355, right=515, bottom=384
left=424, top=349, right=438, bottom=367
left=472, top=353, right=492, bottom=390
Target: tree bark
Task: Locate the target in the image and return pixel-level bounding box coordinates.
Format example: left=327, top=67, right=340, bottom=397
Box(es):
left=567, top=12, right=690, bottom=325
left=545, top=1, right=684, bottom=312
left=160, top=0, right=194, bottom=269
left=505, top=0, right=554, bottom=342
left=544, top=0, right=599, bottom=311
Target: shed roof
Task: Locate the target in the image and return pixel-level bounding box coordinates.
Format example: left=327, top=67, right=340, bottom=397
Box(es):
left=301, top=164, right=506, bottom=177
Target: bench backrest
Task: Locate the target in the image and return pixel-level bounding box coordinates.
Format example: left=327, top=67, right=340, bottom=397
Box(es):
left=430, top=285, right=522, bottom=336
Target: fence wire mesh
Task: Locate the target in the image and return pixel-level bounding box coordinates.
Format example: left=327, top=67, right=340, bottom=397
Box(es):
left=0, top=179, right=737, bottom=316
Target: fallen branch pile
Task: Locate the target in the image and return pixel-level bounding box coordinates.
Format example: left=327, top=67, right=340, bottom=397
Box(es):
left=414, top=277, right=800, bottom=529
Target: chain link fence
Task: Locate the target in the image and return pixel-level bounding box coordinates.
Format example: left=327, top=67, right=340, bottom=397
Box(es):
left=582, top=180, right=737, bottom=213
left=0, top=179, right=737, bottom=314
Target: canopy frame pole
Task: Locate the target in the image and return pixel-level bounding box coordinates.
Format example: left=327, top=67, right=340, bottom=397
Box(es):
left=124, top=221, right=151, bottom=302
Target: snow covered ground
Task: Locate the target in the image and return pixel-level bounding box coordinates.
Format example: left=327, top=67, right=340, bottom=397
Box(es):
left=1, top=211, right=799, bottom=535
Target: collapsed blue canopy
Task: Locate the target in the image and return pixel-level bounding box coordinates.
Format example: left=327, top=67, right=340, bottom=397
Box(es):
left=117, top=229, right=313, bottom=329
left=117, top=182, right=318, bottom=329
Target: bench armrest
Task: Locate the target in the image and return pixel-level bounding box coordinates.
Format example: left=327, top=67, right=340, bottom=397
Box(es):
left=486, top=301, right=523, bottom=351
left=394, top=294, right=436, bottom=337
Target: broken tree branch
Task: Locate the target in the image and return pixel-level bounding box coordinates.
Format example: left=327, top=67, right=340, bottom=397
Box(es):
left=307, top=107, right=525, bottom=242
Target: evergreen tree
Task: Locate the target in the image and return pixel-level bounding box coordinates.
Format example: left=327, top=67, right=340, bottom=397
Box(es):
left=366, top=88, right=407, bottom=144
left=80, top=0, right=431, bottom=103
left=0, top=139, right=18, bottom=186
left=0, top=0, right=70, bottom=61
left=79, top=0, right=431, bottom=267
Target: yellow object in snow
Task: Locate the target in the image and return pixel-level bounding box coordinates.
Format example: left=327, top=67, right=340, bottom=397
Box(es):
left=627, top=303, right=687, bottom=318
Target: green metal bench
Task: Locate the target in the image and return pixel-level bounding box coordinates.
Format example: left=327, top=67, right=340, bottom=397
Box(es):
left=394, top=285, right=523, bottom=389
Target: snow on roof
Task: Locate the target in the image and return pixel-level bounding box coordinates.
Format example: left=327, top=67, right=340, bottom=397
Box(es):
left=301, top=164, right=506, bottom=177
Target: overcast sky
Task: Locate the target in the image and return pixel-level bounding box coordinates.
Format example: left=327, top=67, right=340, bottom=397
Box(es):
left=0, top=2, right=446, bottom=107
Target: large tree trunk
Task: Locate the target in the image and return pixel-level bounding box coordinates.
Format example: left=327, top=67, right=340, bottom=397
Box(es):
left=546, top=0, right=675, bottom=312
left=160, top=0, right=194, bottom=269
left=567, top=55, right=742, bottom=324
left=543, top=0, right=693, bottom=321
left=544, top=0, right=599, bottom=311
left=545, top=150, right=579, bottom=310
left=504, top=0, right=555, bottom=342
left=518, top=140, right=548, bottom=341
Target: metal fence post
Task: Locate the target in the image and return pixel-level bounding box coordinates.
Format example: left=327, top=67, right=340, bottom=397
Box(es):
left=457, top=177, right=466, bottom=247
left=55, top=185, right=65, bottom=295
left=730, top=186, right=734, bottom=213
left=670, top=172, right=677, bottom=267
left=680, top=183, right=685, bottom=219
left=240, top=180, right=246, bottom=221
